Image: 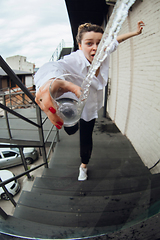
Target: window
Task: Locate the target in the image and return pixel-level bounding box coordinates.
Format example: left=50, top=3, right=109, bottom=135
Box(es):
left=2, top=151, right=17, bottom=158
left=11, top=147, right=19, bottom=152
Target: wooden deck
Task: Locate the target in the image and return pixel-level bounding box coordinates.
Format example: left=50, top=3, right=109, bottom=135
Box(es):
left=1, top=109, right=160, bottom=239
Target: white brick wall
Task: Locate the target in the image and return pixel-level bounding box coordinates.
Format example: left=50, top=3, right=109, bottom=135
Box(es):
left=108, top=0, right=160, bottom=173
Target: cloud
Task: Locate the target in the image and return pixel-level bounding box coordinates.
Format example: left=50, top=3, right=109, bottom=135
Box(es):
left=0, top=0, right=73, bottom=67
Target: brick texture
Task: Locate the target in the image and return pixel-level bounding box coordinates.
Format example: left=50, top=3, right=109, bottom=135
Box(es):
left=108, top=0, right=160, bottom=173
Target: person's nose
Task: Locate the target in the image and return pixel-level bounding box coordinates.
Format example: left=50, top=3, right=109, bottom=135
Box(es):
left=92, top=43, right=98, bottom=51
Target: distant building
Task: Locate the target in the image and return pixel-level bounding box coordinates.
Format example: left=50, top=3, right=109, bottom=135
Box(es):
left=0, top=67, right=35, bottom=115
left=0, top=68, right=34, bottom=91
left=6, top=55, right=35, bottom=73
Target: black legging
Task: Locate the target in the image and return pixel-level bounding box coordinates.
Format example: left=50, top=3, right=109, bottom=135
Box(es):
left=64, top=118, right=95, bottom=164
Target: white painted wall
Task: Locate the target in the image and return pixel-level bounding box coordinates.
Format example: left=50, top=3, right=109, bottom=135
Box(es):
left=25, top=76, right=34, bottom=88
left=6, top=55, right=34, bottom=73
left=107, top=0, right=160, bottom=173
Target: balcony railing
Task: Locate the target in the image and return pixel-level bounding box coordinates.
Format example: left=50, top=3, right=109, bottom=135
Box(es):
left=0, top=55, right=59, bottom=215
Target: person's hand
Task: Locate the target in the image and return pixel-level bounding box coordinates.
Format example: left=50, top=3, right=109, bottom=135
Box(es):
left=35, top=78, right=82, bottom=129
left=136, top=21, right=145, bottom=35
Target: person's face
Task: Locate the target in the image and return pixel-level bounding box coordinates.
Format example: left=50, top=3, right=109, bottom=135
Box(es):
left=78, top=31, right=103, bottom=63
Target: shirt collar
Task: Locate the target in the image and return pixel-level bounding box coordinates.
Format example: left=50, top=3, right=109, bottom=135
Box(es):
left=77, top=50, right=91, bottom=69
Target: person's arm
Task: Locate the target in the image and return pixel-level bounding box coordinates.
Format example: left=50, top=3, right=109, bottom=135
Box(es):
left=35, top=78, right=81, bottom=129
left=117, top=21, right=145, bottom=43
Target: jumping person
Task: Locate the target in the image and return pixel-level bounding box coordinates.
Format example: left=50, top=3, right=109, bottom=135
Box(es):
left=35, top=21, right=145, bottom=181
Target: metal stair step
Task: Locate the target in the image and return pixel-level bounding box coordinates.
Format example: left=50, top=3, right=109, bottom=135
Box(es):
left=31, top=174, right=151, bottom=196
left=2, top=211, right=160, bottom=240
left=53, top=127, right=142, bottom=163
left=13, top=184, right=160, bottom=235
left=0, top=215, right=102, bottom=239
left=52, top=143, right=141, bottom=163
left=13, top=202, right=147, bottom=228
left=16, top=188, right=157, bottom=213
left=43, top=163, right=150, bottom=179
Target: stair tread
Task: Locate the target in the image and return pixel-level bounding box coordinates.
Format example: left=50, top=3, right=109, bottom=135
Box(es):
left=43, top=164, right=150, bottom=178
left=17, top=188, right=156, bottom=213
left=2, top=212, right=160, bottom=240
left=53, top=128, right=142, bottom=162
left=14, top=183, right=160, bottom=233
left=13, top=203, right=147, bottom=228
left=0, top=215, right=117, bottom=239
left=52, top=144, right=141, bottom=161
left=5, top=110, right=160, bottom=239
left=31, top=174, right=151, bottom=196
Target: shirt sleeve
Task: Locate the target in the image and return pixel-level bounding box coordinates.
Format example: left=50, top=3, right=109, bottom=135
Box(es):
left=34, top=62, right=64, bottom=92
left=108, top=38, right=119, bottom=54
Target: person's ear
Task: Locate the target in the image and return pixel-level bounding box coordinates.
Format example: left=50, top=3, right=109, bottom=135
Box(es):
left=78, top=43, right=82, bottom=50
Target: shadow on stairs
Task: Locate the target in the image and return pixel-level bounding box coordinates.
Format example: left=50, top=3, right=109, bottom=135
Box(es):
left=1, top=111, right=160, bottom=239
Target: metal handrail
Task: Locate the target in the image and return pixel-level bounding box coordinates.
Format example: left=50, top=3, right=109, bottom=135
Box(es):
left=50, top=39, right=65, bottom=62
left=7, top=95, right=31, bottom=108
left=0, top=102, right=40, bottom=128
left=0, top=89, right=36, bottom=106
left=0, top=88, right=35, bottom=98
left=0, top=56, right=35, bottom=103
left=0, top=162, right=46, bottom=188
left=0, top=91, right=34, bottom=112
left=0, top=56, right=59, bottom=215
left=0, top=178, right=17, bottom=207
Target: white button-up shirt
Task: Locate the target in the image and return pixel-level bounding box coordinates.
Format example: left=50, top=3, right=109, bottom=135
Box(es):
left=34, top=39, right=119, bottom=122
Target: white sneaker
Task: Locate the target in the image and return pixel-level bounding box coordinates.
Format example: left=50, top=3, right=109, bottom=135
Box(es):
left=78, top=166, right=87, bottom=181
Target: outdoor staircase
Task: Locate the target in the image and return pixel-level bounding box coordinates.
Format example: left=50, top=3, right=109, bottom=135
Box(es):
left=1, top=113, right=160, bottom=239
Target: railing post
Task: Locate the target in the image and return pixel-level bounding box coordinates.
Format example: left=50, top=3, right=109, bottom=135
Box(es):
left=9, top=87, right=12, bottom=109
left=19, top=147, right=33, bottom=180
left=36, top=105, right=48, bottom=168
left=0, top=178, right=16, bottom=207
left=2, top=94, right=12, bottom=139
left=22, top=93, right=25, bottom=105
left=57, top=128, right=60, bottom=142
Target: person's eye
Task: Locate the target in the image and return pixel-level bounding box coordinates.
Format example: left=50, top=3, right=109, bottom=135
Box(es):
left=86, top=42, right=92, bottom=46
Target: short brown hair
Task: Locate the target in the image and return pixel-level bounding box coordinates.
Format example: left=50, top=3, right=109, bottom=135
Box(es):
left=76, top=23, right=104, bottom=44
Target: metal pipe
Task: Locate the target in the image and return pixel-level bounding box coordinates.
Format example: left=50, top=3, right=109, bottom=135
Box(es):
left=2, top=95, right=12, bottom=139
left=46, top=130, right=59, bottom=159
left=0, top=162, right=45, bottom=188
left=0, top=103, right=40, bottom=128
left=0, top=178, right=16, bottom=207
left=44, top=125, right=54, bottom=143
left=36, top=105, right=48, bottom=168
left=19, top=147, right=32, bottom=180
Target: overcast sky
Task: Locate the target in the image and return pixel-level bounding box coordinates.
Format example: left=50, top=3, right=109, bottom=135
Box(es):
left=0, top=0, right=73, bottom=68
